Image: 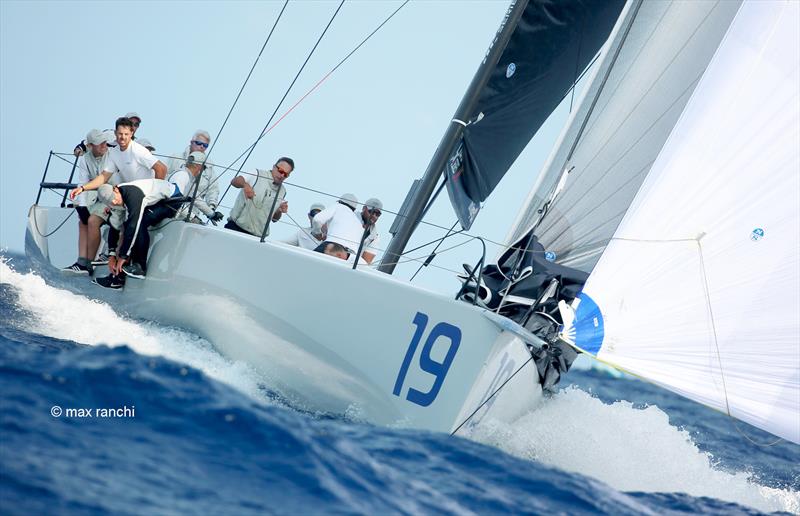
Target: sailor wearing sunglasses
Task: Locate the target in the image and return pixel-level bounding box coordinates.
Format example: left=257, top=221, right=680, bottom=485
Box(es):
left=167, top=130, right=222, bottom=223
left=226, top=157, right=294, bottom=237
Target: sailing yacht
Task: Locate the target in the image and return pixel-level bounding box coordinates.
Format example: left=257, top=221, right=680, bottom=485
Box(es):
left=25, top=0, right=799, bottom=444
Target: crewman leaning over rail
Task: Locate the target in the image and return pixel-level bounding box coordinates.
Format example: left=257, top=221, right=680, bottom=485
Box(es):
left=225, top=157, right=294, bottom=237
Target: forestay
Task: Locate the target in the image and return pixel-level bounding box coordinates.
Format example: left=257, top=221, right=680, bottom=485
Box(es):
left=506, top=0, right=743, bottom=273
left=562, top=0, right=800, bottom=444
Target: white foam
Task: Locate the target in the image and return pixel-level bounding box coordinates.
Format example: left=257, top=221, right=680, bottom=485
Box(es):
left=469, top=386, right=799, bottom=514
left=0, top=257, right=273, bottom=406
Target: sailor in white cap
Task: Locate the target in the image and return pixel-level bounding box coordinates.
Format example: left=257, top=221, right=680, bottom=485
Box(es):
left=168, top=130, right=221, bottom=224
left=311, top=193, right=364, bottom=255
left=62, top=129, right=112, bottom=274
left=357, top=197, right=383, bottom=264
left=280, top=202, right=327, bottom=250
left=226, top=157, right=294, bottom=237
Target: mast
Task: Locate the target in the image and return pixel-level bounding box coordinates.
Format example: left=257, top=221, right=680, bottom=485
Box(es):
left=378, top=0, right=529, bottom=275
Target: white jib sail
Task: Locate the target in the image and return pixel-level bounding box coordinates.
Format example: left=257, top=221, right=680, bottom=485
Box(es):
left=563, top=0, right=800, bottom=444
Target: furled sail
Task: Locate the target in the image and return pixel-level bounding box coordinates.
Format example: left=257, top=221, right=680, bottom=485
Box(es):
left=561, top=0, right=800, bottom=444
left=506, top=0, right=743, bottom=272
left=445, top=0, right=625, bottom=230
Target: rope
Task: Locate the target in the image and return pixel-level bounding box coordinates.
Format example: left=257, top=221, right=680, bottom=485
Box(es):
left=32, top=207, right=75, bottom=238
left=409, top=221, right=460, bottom=281
left=217, top=0, right=346, bottom=205
left=205, top=1, right=289, bottom=163
left=215, top=0, right=410, bottom=205
left=450, top=356, right=534, bottom=436
left=695, top=237, right=783, bottom=447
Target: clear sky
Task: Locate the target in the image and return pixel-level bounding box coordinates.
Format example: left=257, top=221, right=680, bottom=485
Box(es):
left=0, top=0, right=572, bottom=295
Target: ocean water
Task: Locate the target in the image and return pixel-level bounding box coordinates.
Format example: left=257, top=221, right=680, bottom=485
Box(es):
left=1, top=253, right=798, bottom=515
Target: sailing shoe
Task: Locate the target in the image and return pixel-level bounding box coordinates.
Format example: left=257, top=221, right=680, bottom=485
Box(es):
left=91, top=253, right=110, bottom=266
left=62, top=262, right=90, bottom=275
left=92, top=274, right=124, bottom=290
left=122, top=263, right=146, bottom=279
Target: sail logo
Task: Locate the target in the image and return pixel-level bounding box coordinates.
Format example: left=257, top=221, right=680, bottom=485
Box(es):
left=750, top=228, right=765, bottom=241
left=506, top=62, right=516, bottom=78
left=544, top=251, right=556, bottom=262
left=572, top=292, right=605, bottom=355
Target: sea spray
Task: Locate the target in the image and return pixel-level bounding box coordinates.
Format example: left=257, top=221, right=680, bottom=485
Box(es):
left=468, top=386, right=799, bottom=514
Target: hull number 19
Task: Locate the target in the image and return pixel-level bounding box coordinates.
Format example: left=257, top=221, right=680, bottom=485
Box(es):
left=392, top=312, right=462, bottom=407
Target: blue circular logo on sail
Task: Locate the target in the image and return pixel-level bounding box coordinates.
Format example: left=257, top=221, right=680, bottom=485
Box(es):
left=750, top=227, right=764, bottom=241
left=506, top=62, right=516, bottom=78
left=544, top=251, right=556, bottom=262
left=573, top=292, right=605, bottom=355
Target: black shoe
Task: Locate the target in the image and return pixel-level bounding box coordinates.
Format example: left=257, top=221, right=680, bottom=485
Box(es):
left=62, top=262, right=90, bottom=275
left=91, top=253, right=110, bottom=266
left=122, top=263, right=146, bottom=279
left=93, top=274, right=124, bottom=290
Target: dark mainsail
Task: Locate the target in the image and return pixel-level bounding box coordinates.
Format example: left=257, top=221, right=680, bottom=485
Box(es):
left=381, top=0, right=624, bottom=274
left=446, top=0, right=625, bottom=230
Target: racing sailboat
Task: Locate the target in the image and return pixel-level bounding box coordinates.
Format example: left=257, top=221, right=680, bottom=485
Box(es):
left=24, top=0, right=623, bottom=434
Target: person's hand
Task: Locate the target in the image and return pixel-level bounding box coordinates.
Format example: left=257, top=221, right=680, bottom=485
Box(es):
left=73, top=146, right=85, bottom=157
left=69, top=186, right=83, bottom=200
left=243, top=184, right=255, bottom=199
left=279, top=200, right=288, bottom=213
left=111, top=257, right=127, bottom=276
left=108, top=255, right=118, bottom=271
left=209, top=211, right=224, bottom=222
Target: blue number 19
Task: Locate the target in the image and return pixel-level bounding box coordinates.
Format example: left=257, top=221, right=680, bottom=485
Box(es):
left=393, top=311, right=462, bottom=407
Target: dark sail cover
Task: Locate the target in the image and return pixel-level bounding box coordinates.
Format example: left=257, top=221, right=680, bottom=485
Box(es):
left=447, top=0, right=625, bottom=229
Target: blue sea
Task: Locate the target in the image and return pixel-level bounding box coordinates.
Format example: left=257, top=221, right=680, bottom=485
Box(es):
left=1, top=253, right=798, bottom=515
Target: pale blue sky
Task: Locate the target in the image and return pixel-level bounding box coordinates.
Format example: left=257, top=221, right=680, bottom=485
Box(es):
left=0, top=0, right=571, bottom=294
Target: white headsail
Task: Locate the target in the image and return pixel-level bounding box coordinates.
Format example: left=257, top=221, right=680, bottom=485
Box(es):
left=507, top=0, right=744, bottom=272
left=561, top=0, right=800, bottom=443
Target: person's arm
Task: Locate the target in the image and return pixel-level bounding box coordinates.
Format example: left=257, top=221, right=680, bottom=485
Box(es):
left=152, top=160, right=167, bottom=180
left=231, top=175, right=255, bottom=199
left=311, top=206, right=335, bottom=233
left=70, top=171, right=111, bottom=199
left=361, top=232, right=380, bottom=264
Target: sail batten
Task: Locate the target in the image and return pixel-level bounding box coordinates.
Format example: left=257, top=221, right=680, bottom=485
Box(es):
left=567, top=0, right=800, bottom=444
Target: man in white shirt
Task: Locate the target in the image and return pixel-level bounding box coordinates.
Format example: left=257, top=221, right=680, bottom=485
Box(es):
left=281, top=202, right=326, bottom=250
left=72, top=117, right=167, bottom=194
left=311, top=193, right=363, bottom=254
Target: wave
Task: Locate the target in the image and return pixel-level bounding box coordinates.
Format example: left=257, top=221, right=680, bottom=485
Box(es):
left=0, top=255, right=273, bottom=407
left=469, top=386, right=799, bottom=514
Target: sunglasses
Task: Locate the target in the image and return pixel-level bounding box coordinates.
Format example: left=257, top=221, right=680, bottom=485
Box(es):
left=275, top=166, right=291, bottom=177
left=192, top=140, right=209, bottom=149
left=131, top=120, right=141, bottom=127
left=309, top=210, right=321, bottom=217
left=368, top=208, right=382, bottom=217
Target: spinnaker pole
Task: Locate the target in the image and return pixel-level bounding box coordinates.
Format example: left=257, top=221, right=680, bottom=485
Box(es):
left=378, top=0, right=529, bottom=274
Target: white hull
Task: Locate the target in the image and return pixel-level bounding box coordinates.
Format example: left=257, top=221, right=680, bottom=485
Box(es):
left=25, top=205, right=542, bottom=434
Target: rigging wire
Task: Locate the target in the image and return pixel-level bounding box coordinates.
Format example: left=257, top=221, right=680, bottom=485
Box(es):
left=449, top=356, right=535, bottom=436
left=217, top=0, right=346, bottom=205
left=409, top=220, right=459, bottom=282
left=205, top=0, right=290, bottom=163
left=214, top=0, right=410, bottom=205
